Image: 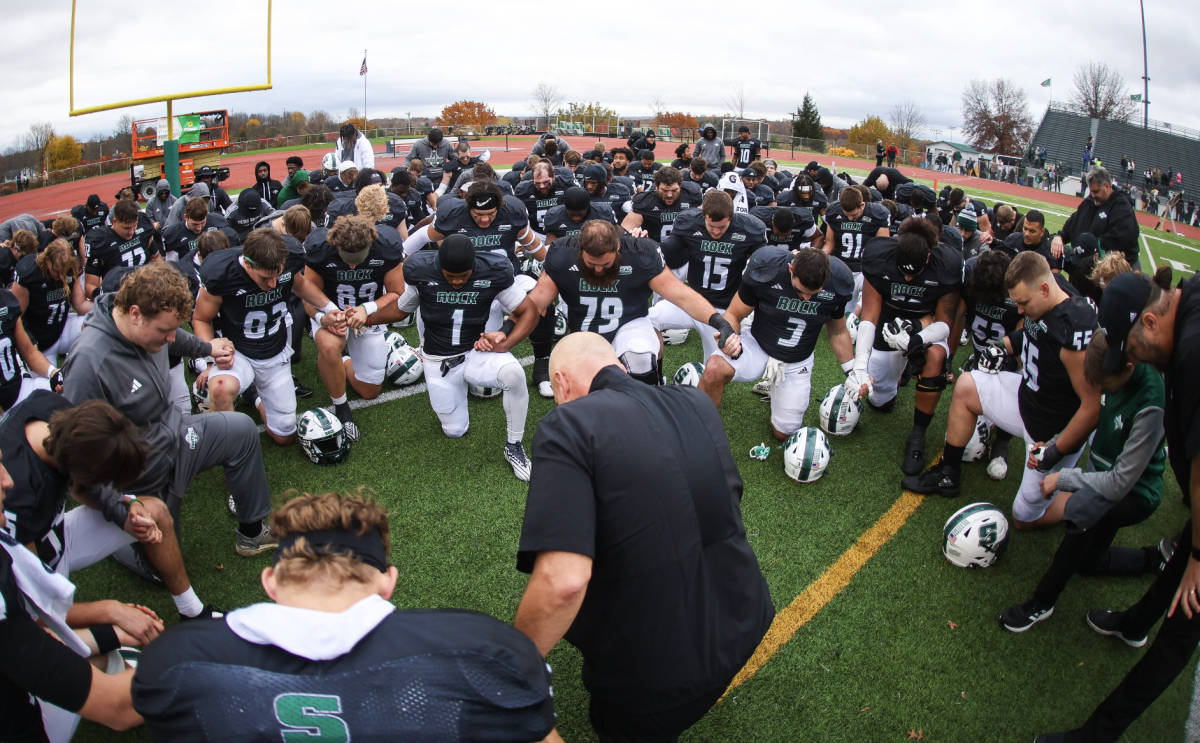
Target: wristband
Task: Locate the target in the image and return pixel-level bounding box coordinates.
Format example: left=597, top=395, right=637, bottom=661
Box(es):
left=362, top=301, right=379, bottom=318
left=708, top=312, right=736, bottom=349
left=499, top=319, right=516, bottom=336
left=91, top=624, right=120, bottom=655
left=435, top=183, right=448, bottom=196
left=322, top=302, right=338, bottom=314
left=840, top=359, right=855, bottom=375
left=315, top=312, right=326, bottom=326
left=1038, top=442, right=1064, bottom=472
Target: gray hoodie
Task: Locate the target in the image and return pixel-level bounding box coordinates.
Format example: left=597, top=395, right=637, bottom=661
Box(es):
left=144, top=180, right=176, bottom=225
left=403, top=138, right=453, bottom=182
left=692, top=125, right=726, bottom=170
left=164, top=182, right=212, bottom=227
left=62, top=293, right=212, bottom=498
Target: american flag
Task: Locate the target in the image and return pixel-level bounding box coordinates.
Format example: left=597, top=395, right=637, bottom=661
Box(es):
left=360, top=54, right=367, bottom=76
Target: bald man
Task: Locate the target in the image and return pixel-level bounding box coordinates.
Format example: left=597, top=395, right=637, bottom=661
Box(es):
left=515, top=333, right=773, bottom=743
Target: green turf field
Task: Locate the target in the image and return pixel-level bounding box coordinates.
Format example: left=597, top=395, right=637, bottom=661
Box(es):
left=69, top=185, right=1195, bottom=742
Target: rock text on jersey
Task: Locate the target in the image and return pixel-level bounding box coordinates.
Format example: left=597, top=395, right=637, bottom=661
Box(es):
left=775, top=297, right=822, bottom=314
left=890, top=282, right=927, bottom=297
left=579, top=279, right=619, bottom=293
left=436, top=291, right=479, bottom=304
left=470, top=235, right=503, bottom=247
left=974, top=302, right=1008, bottom=321
left=337, top=269, right=374, bottom=281
left=701, top=240, right=734, bottom=255
left=245, top=286, right=284, bottom=307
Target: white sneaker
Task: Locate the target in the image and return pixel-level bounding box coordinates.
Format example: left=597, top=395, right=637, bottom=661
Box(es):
left=537, top=381, right=554, bottom=398
left=504, top=441, right=532, bottom=482
left=987, top=457, right=1008, bottom=480
left=752, top=380, right=772, bottom=395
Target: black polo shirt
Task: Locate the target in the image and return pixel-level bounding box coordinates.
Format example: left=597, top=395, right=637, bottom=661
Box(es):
left=517, top=366, right=774, bottom=712
left=1165, top=274, right=1200, bottom=505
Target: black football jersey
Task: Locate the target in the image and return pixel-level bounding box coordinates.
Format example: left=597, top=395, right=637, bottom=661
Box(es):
left=543, top=236, right=664, bottom=341
left=432, top=196, right=529, bottom=273
left=0, top=390, right=72, bottom=564
left=324, top=195, right=359, bottom=226
left=84, top=223, right=158, bottom=278
left=380, top=192, right=409, bottom=231
left=0, top=291, right=25, bottom=401
left=160, top=215, right=238, bottom=261
left=738, top=248, right=853, bottom=363
left=70, top=203, right=109, bottom=234
left=628, top=162, right=663, bottom=193
left=131, top=608, right=556, bottom=743
left=750, top=183, right=776, bottom=205
left=513, top=176, right=577, bottom=233
left=660, top=209, right=767, bottom=308
left=629, top=189, right=700, bottom=243
left=1018, top=295, right=1098, bottom=442
left=542, top=203, right=618, bottom=241
left=683, top=170, right=719, bottom=193
left=1000, top=233, right=1063, bottom=270
left=861, top=237, right=964, bottom=352
left=731, top=138, right=761, bottom=167
left=304, top=226, right=405, bottom=316
left=200, top=249, right=297, bottom=360
left=962, top=255, right=1022, bottom=350
left=15, top=255, right=74, bottom=349
left=590, top=182, right=632, bottom=216
left=402, top=250, right=515, bottom=357
left=750, top=206, right=818, bottom=251
left=823, top=202, right=891, bottom=272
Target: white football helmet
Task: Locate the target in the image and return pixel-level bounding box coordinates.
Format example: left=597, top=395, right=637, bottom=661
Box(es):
left=297, top=408, right=350, bottom=465
left=393, top=314, right=415, bottom=328
left=819, top=384, right=863, bottom=436
left=191, top=379, right=210, bottom=413
left=845, top=313, right=860, bottom=345
left=468, top=382, right=502, bottom=398
left=672, top=361, right=704, bottom=386
left=943, top=503, right=1010, bottom=568
left=554, top=308, right=568, bottom=339
left=962, top=416, right=990, bottom=462
left=520, top=256, right=543, bottom=279
left=783, top=427, right=831, bottom=483
left=662, top=328, right=691, bottom=346
left=386, top=344, right=423, bottom=386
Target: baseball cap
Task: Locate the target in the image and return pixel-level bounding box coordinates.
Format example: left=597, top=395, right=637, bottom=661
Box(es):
left=86, top=194, right=101, bottom=209
left=1098, top=272, right=1152, bottom=373
left=564, top=187, right=590, bottom=211
left=741, top=168, right=758, bottom=179
left=338, top=161, right=357, bottom=174
left=237, top=188, right=264, bottom=218
left=806, top=161, right=820, bottom=172
left=582, top=164, right=607, bottom=182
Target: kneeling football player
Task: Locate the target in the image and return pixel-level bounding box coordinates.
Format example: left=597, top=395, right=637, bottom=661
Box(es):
left=700, top=247, right=858, bottom=440
left=397, top=235, right=540, bottom=480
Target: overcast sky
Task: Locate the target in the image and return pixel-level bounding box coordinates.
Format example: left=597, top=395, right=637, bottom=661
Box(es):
left=4, top=0, right=1199, bottom=149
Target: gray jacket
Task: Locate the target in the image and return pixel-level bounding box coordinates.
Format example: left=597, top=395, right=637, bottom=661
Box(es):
left=63, top=294, right=212, bottom=499
left=0, top=214, right=46, bottom=243
left=144, top=181, right=176, bottom=225
left=693, top=127, right=726, bottom=169
left=403, top=138, right=453, bottom=181
left=165, top=182, right=210, bottom=227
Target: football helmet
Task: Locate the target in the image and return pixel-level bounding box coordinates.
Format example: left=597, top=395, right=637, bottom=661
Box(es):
left=845, top=312, right=860, bottom=344
left=672, top=361, right=704, bottom=386
left=662, top=328, right=691, bottom=346
left=297, top=408, right=350, bottom=465
left=783, top=427, right=831, bottom=483
left=468, top=382, right=502, bottom=398
left=819, top=384, right=863, bottom=436
left=963, top=416, right=990, bottom=462
left=943, top=502, right=1009, bottom=569
left=520, top=256, right=543, bottom=279
left=554, top=307, right=568, bottom=339
left=191, top=379, right=210, bottom=413
left=385, top=338, right=423, bottom=385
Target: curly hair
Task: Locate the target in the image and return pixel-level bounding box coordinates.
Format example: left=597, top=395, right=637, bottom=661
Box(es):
left=355, top=184, right=389, bottom=224
left=966, top=249, right=1012, bottom=307
left=11, top=230, right=39, bottom=257
left=271, top=489, right=391, bottom=587
left=36, top=238, right=80, bottom=297
left=1088, top=252, right=1132, bottom=289
left=51, top=215, right=79, bottom=239
left=327, top=215, right=377, bottom=255
left=114, top=262, right=194, bottom=321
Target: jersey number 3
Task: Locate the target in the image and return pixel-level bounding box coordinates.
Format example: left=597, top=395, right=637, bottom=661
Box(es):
left=275, top=694, right=349, bottom=743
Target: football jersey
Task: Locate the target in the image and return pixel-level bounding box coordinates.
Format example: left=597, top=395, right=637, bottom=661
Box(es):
left=161, top=215, right=238, bottom=261
left=1000, top=233, right=1063, bottom=270
left=629, top=189, right=700, bottom=243
left=750, top=206, right=818, bottom=251
left=731, top=138, right=762, bottom=167
left=432, top=196, right=529, bottom=273
left=683, top=170, right=719, bottom=193
left=513, top=176, right=577, bottom=234
left=750, top=183, right=776, bottom=205
left=628, top=162, right=663, bottom=193
left=0, top=291, right=26, bottom=401
left=324, top=195, right=359, bottom=225
left=401, top=184, right=433, bottom=230
left=590, top=182, right=632, bottom=215
left=0, top=391, right=72, bottom=565
left=660, top=209, right=767, bottom=308
left=961, top=255, right=1022, bottom=351
left=380, top=191, right=409, bottom=231
left=543, top=236, right=665, bottom=341
left=861, top=237, right=964, bottom=352
left=131, top=608, right=556, bottom=743
left=542, top=203, right=618, bottom=241
left=304, top=225, right=405, bottom=315
left=1018, top=294, right=1098, bottom=442
left=401, top=250, right=515, bottom=357
left=738, top=247, right=853, bottom=363
left=823, top=202, right=891, bottom=272
left=15, top=255, right=75, bottom=348
left=199, top=249, right=296, bottom=360
left=84, top=223, right=159, bottom=278
left=70, top=203, right=109, bottom=234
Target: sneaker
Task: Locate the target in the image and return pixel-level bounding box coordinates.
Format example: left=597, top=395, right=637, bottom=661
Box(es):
left=118, top=647, right=141, bottom=669
left=110, top=543, right=165, bottom=587
left=179, top=605, right=225, bottom=621
left=1159, top=536, right=1176, bottom=564
left=752, top=380, right=772, bottom=395
left=902, top=463, right=961, bottom=497
left=533, top=358, right=553, bottom=399
left=1000, top=599, right=1055, bottom=632
left=901, top=430, right=927, bottom=476
left=335, top=402, right=361, bottom=442
left=987, top=437, right=1012, bottom=480
left=236, top=522, right=279, bottom=557
left=1086, top=609, right=1147, bottom=648
left=504, top=441, right=532, bottom=482
left=293, top=375, right=313, bottom=399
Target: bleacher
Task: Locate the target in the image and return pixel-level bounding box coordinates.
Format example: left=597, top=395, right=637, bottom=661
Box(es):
left=1027, top=106, right=1094, bottom=176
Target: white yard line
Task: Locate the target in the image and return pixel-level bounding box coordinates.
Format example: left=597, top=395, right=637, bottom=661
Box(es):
left=1142, top=235, right=1157, bottom=270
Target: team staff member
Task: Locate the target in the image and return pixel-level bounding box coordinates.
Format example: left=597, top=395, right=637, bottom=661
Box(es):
left=863, top=166, right=912, bottom=200
left=133, top=491, right=561, bottom=743
left=403, top=128, right=454, bottom=193
left=1053, top=166, right=1141, bottom=271
left=1038, top=268, right=1200, bottom=742
left=515, top=333, right=773, bottom=743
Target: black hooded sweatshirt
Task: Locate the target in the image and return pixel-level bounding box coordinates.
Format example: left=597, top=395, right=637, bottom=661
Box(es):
left=253, top=160, right=282, bottom=208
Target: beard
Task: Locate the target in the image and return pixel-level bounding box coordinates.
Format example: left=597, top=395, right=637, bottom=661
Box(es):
left=577, top=249, right=623, bottom=288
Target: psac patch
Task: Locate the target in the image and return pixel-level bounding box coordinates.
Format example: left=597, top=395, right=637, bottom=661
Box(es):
left=619, top=266, right=633, bottom=275
left=473, top=280, right=491, bottom=287
left=731, top=233, right=746, bottom=241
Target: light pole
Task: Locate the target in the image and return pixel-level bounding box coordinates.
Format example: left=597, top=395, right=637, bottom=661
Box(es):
left=1139, top=0, right=1151, bottom=129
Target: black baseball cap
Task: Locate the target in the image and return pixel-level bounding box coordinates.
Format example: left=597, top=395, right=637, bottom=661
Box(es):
left=806, top=160, right=820, bottom=172
left=741, top=168, right=757, bottom=179
left=1098, top=271, right=1152, bottom=373
left=582, top=164, right=607, bottom=182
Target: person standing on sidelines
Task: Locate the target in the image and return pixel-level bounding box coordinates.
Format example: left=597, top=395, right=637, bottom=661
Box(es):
left=334, top=123, right=374, bottom=172
left=514, top=332, right=773, bottom=743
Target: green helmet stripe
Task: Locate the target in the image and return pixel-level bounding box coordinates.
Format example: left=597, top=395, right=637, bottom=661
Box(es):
left=943, top=503, right=995, bottom=542
left=800, top=429, right=817, bottom=481
left=832, top=386, right=846, bottom=431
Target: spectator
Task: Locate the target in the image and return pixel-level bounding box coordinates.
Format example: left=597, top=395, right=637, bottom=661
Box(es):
left=627, top=128, right=656, bottom=155
left=952, top=149, right=963, bottom=174
left=926, top=149, right=933, bottom=169
left=334, top=122, right=374, bottom=172
left=403, top=128, right=453, bottom=192
left=886, top=142, right=898, bottom=167
left=251, top=161, right=282, bottom=208
left=275, top=168, right=309, bottom=207
left=143, top=181, right=175, bottom=229
left=693, top=124, right=726, bottom=170
left=515, top=333, right=773, bottom=743
left=192, top=166, right=232, bottom=213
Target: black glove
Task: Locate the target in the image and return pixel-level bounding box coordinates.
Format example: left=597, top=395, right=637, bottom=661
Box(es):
left=708, top=313, right=740, bottom=358
left=1037, top=442, right=1064, bottom=472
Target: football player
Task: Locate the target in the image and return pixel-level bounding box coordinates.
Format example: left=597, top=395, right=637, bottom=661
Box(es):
left=649, top=190, right=767, bottom=361
left=581, top=163, right=632, bottom=215
left=850, top=218, right=963, bottom=476
left=621, top=166, right=702, bottom=243
left=998, top=209, right=1061, bottom=271
left=83, top=199, right=160, bottom=298
left=513, top=161, right=577, bottom=236
left=160, top=198, right=239, bottom=262
left=683, top=158, right=719, bottom=194
left=397, top=235, right=540, bottom=480
left=12, top=238, right=90, bottom=369
left=742, top=163, right=777, bottom=206
left=628, top=149, right=663, bottom=193
left=303, top=215, right=406, bottom=440
left=507, top=220, right=738, bottom=388
left=904, top=252, right=1100, bottom=531
left=543, top=187, right=618, bottom=244
left=751, top=205, right=823, bottom=252
left=700, top=247, right=856, bottom=439
left=822, top=186, right=891, bottom=316
left=69, top=194, right=109, bottom=235
left=130, top=491, right=560, bottom=742
left=725, top=125, right=762, bottom=168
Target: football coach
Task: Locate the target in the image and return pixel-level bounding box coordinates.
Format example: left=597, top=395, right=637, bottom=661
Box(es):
left=514, top=332, right=774, bottom=743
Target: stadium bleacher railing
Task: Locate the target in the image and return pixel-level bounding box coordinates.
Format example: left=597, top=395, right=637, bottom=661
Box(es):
left=1047, top=100, right=1200, bottom=143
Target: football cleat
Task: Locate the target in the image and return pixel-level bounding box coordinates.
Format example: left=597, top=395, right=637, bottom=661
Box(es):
left=942, top=502, right=1009, bottom=568
left=672, top=362, right=704, bottom=386
left=662, top=328, right=691, bottom=346
left=298, top=408, right=351, bottom=464
left=783, top=427, right=831, bottom=483
left=1000, top=599, right=1055, bottom=632
left=901, top=429, right=927, bottom=476
left=752, top=380, right=771, bottom=396
left=504, top=441, right=532, bottom=482
left=902, top=463, right=961, bottom=497
left=293, top=375, right=314, bottom=399
left=533, top=358, right=553, bottom=398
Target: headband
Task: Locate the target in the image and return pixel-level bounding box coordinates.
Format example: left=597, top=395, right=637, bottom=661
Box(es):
left=275, top=528, right=388, bottom=573
left=469, top=193, right=499, bottom=210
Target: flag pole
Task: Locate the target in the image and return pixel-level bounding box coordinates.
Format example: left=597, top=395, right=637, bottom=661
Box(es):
left=363, top=49, right=367, bottom=135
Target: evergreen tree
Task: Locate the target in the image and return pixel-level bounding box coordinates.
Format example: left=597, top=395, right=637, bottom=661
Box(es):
left=793, top=93, right=824, bottom=140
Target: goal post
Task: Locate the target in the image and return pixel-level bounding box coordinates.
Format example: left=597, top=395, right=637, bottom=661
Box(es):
left=720, top=119, right=769, bottom=143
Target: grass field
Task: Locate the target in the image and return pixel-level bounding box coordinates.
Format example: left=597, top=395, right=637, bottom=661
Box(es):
left=68, top=184, right=1196, bottom=742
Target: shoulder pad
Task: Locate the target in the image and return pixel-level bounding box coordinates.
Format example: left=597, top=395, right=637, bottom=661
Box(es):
left=401, top=250, right=438, bottom=282
left=861, top=235, right=899, bottom=273
left=932, top=244, right=965, bottom=282
left=671, top=208, right=703, bottom=233
left=198, top=248, right=240, bottom=288
left=303, top=228, right=331, bottom=259
left=373, top=226, right=405, bottom=260
left=735, top=211, right=768, bottom=238
left=15, top=254, right=40, bottom=283
left=476, top=250, right=517, bottom=283
left=620, top=236, right=667, bottom=271
left=0, top=289, right=22, bottom=319
left=513, top=179, right=535, bottom=198
left=826, top=255, right=855, bottom=296
left=502, top=196, right=529, bottom=222
left=590, top=202, right=617, bottom=223
left=744, top=246, right=790, bottom=284
left=749, top=205, right=776, bottom=224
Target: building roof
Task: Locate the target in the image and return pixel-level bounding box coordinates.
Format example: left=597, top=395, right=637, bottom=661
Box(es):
left=928, top=141, right=980, bottom=154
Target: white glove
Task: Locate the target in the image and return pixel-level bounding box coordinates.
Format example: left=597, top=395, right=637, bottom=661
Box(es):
left=880, top=319, right=916, bottom=353
left=435, top=183, right=448, bottom=196
left=762, top=356, right=787, bottom=387
left=977, top=344, right=1008, bottom=373
left=845, top=369, right=872, bottom=402
left=478, top=149, right=491, bottom=163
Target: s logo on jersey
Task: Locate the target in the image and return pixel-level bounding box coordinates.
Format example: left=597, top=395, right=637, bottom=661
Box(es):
left=274, top=694, right=349, bottom=743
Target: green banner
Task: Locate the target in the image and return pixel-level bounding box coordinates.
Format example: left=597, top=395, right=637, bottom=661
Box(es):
left=176, top=115, right=203, bottom=144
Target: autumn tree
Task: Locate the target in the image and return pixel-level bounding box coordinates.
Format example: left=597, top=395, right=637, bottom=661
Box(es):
left=847, top=115, right=892, bottom=145
left=888, top=100, right=927, bottom=151
left=307, top=110, right=333, bottom=134
left=437, top=100, right=497, bottom=128
left=655, top=111, right=699, bottom=129
left=46, top=135, right=82, bottom=171
left=1069, top=62, right=1136, bottom=123
left=22, top=122, right=55, bottom=170
left=961, top=78, right=1034, bottom=155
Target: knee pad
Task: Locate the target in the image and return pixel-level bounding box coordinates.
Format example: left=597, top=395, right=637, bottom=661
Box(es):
left=915, top=372, right=948, bottom=394
left=619, top=351, right=655, bottom=375
left=496, top=361, right=527, bottom=391
left=628, top=368, right=662, bottom=386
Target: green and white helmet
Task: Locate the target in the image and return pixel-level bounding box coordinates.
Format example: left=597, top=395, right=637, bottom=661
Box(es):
left=554, top=308, right=568, bottom=338
left=662, top=328, right=691, bottom=346
left=819, top=384, right=862, bottom=436
left=385, top=336, right=424, bottom=385
left=521, top=256, right=543, bottom=279
left=672, top=361, right=704, bottom=386
left=468, top=382, right=502, bottom=398
left=297, top=408, right=350, bottom=465
left=943, top=502, right=1009, bottom=568
left=191, top=379, right=210, bottom=413
left=783, top=427, right=831, bottom=483
left=962, top=416, right=990, bottom=462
